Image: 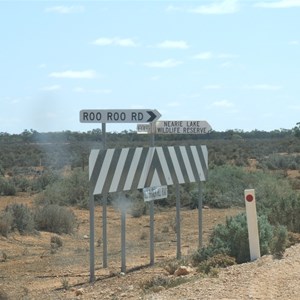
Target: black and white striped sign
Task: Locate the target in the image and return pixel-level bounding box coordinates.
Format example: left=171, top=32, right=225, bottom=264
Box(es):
left=89, top=145, right=208, bottom=195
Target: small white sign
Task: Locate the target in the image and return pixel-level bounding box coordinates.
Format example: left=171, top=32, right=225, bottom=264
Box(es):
left=137, top=124, right=151, bottom=134
left=143, top=186, right=168, bottom=201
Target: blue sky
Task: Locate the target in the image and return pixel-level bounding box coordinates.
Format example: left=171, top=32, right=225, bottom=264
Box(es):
left=1, top=0, right=300, bottom=134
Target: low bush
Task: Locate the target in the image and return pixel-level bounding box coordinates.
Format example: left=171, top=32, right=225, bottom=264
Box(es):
left=50, top=235, right=63, bottom=248
left=36, top=169, right=89, bottom=208
left=192, top=213, right=274, bottom=264
left=257, top=180, right=300, bottom=233
left=0, top=211, right=13, bottom=237
left=271, top=225, right=288, bottom=259
left=35, top=204, right=76, bottom=234
left=5, top=203, right=35, bottom=234
left=202, top=165, right=254, bottom=208
left=258, top=154, right=300, bottom=171
left=140, top=275, right=170, bottom=292
left=0, top=177, right=16, bottom=196
left=197, top=254, right=236, bottom=274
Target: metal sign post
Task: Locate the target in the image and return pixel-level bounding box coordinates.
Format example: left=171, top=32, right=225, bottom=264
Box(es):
left=121, top=203, right=126, bottom=273
left=176, top=184, right=181, bottom=260
left=102, top=123, right=108, bottom=268
left=89, top=185, right=95, bottom=282
left=149, top=122, right=155, bottom=266
left=198, top=182, right=203, bottom=249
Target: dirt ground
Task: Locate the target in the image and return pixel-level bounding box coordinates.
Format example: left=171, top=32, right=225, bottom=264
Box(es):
left=0, top=193, right=299, bottom=299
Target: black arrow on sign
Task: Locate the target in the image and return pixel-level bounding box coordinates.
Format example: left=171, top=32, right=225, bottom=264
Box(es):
left=147, top=111, right=158, bottom=122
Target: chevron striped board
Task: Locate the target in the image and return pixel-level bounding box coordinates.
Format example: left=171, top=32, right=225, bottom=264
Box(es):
left=89, top=145, right=208, bottom=195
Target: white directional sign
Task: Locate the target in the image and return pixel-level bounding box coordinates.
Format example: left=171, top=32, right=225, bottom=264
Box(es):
left=80, top=109, right=161, bottom=123
left=143, top=186, right=168, bottom=202
left=137, top=120, right=212, bottom=134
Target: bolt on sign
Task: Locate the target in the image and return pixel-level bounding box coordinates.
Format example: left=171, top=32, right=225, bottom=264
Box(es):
left=143, top=186, right=168, bottom=202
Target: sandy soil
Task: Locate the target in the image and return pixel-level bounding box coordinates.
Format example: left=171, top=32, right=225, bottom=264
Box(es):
left=0, top=193, right=299, bottom=299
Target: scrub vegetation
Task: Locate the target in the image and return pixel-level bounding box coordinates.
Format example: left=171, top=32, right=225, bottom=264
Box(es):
left=1, top=127, right=300, bottom=266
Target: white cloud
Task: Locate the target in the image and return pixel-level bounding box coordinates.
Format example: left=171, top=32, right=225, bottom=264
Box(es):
left=189, top=0, right=239, bottom=14
left=92, top=37, right=138, bottom=47
left=144, top=59, right=183, bottom=68
left=212, top=100, right=234, bottom=107
left=254, top=0, right=300, bottom=8
left=40, top=85, right=61, bottom=91
left=192, top=52, right=213, bottom=60
left=244, top=84, right=282, bottom=90
left=45, top=5, right=84, bottom=14
left=49, top=70, right=96, bottom=79
left=156, top=40, right=189, bottom=49
left=289, top=40, right=299, bottom=45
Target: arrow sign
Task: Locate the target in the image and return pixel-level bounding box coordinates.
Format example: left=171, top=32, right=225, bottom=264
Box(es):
left=80, top=109, right=161, bottom=123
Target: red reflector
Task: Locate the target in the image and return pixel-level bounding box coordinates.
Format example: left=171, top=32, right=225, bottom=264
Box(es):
left=246, top=194, right=254, bottom=202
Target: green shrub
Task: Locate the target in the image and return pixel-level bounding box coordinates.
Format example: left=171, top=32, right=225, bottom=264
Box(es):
left=5, top=203, right=35, bottom=234
left=193, top=213, right=274, bottom=264
left=202, top=165, right=253, bottom=208
left=50, top=235, right=63, bottom=248
left=0, top=177, right=16, bottom=196
left=31, top=170, right=60, bottom=192
left=140, top=275, right=170, bottom=291
left=197, top=254, right=236, bottom=274
left=257, top=181, right=300, bottom=233
left=130, top=199, right=146, bottom=218
left=191, top=242, right=229, bottom=265
left=258, top=154, right=300, bottom=170
left=12, top=176, right=31, bottom=192
left=35, top=204, right=76, bottom=234
left=0, top=211, right=13, bottom=237
left=36, top=169, right=89, bottom=208
left=271, top=225, right=288, bottom=259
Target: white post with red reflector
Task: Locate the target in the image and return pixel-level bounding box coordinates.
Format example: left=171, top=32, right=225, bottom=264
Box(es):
left=244, top=189, right=261, bottom=261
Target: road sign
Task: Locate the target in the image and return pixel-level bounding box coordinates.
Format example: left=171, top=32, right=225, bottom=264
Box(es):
left=137, top=124, right=152, bottom=134
left=137, top=120, right=212, bottom=134
left=143, top=186, right=168, bottom=201
left=155, top=120, right=212, bottom=134
left=80, top=109, right=161, bottom=123
left=89, top=145, right=208, bottom=195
